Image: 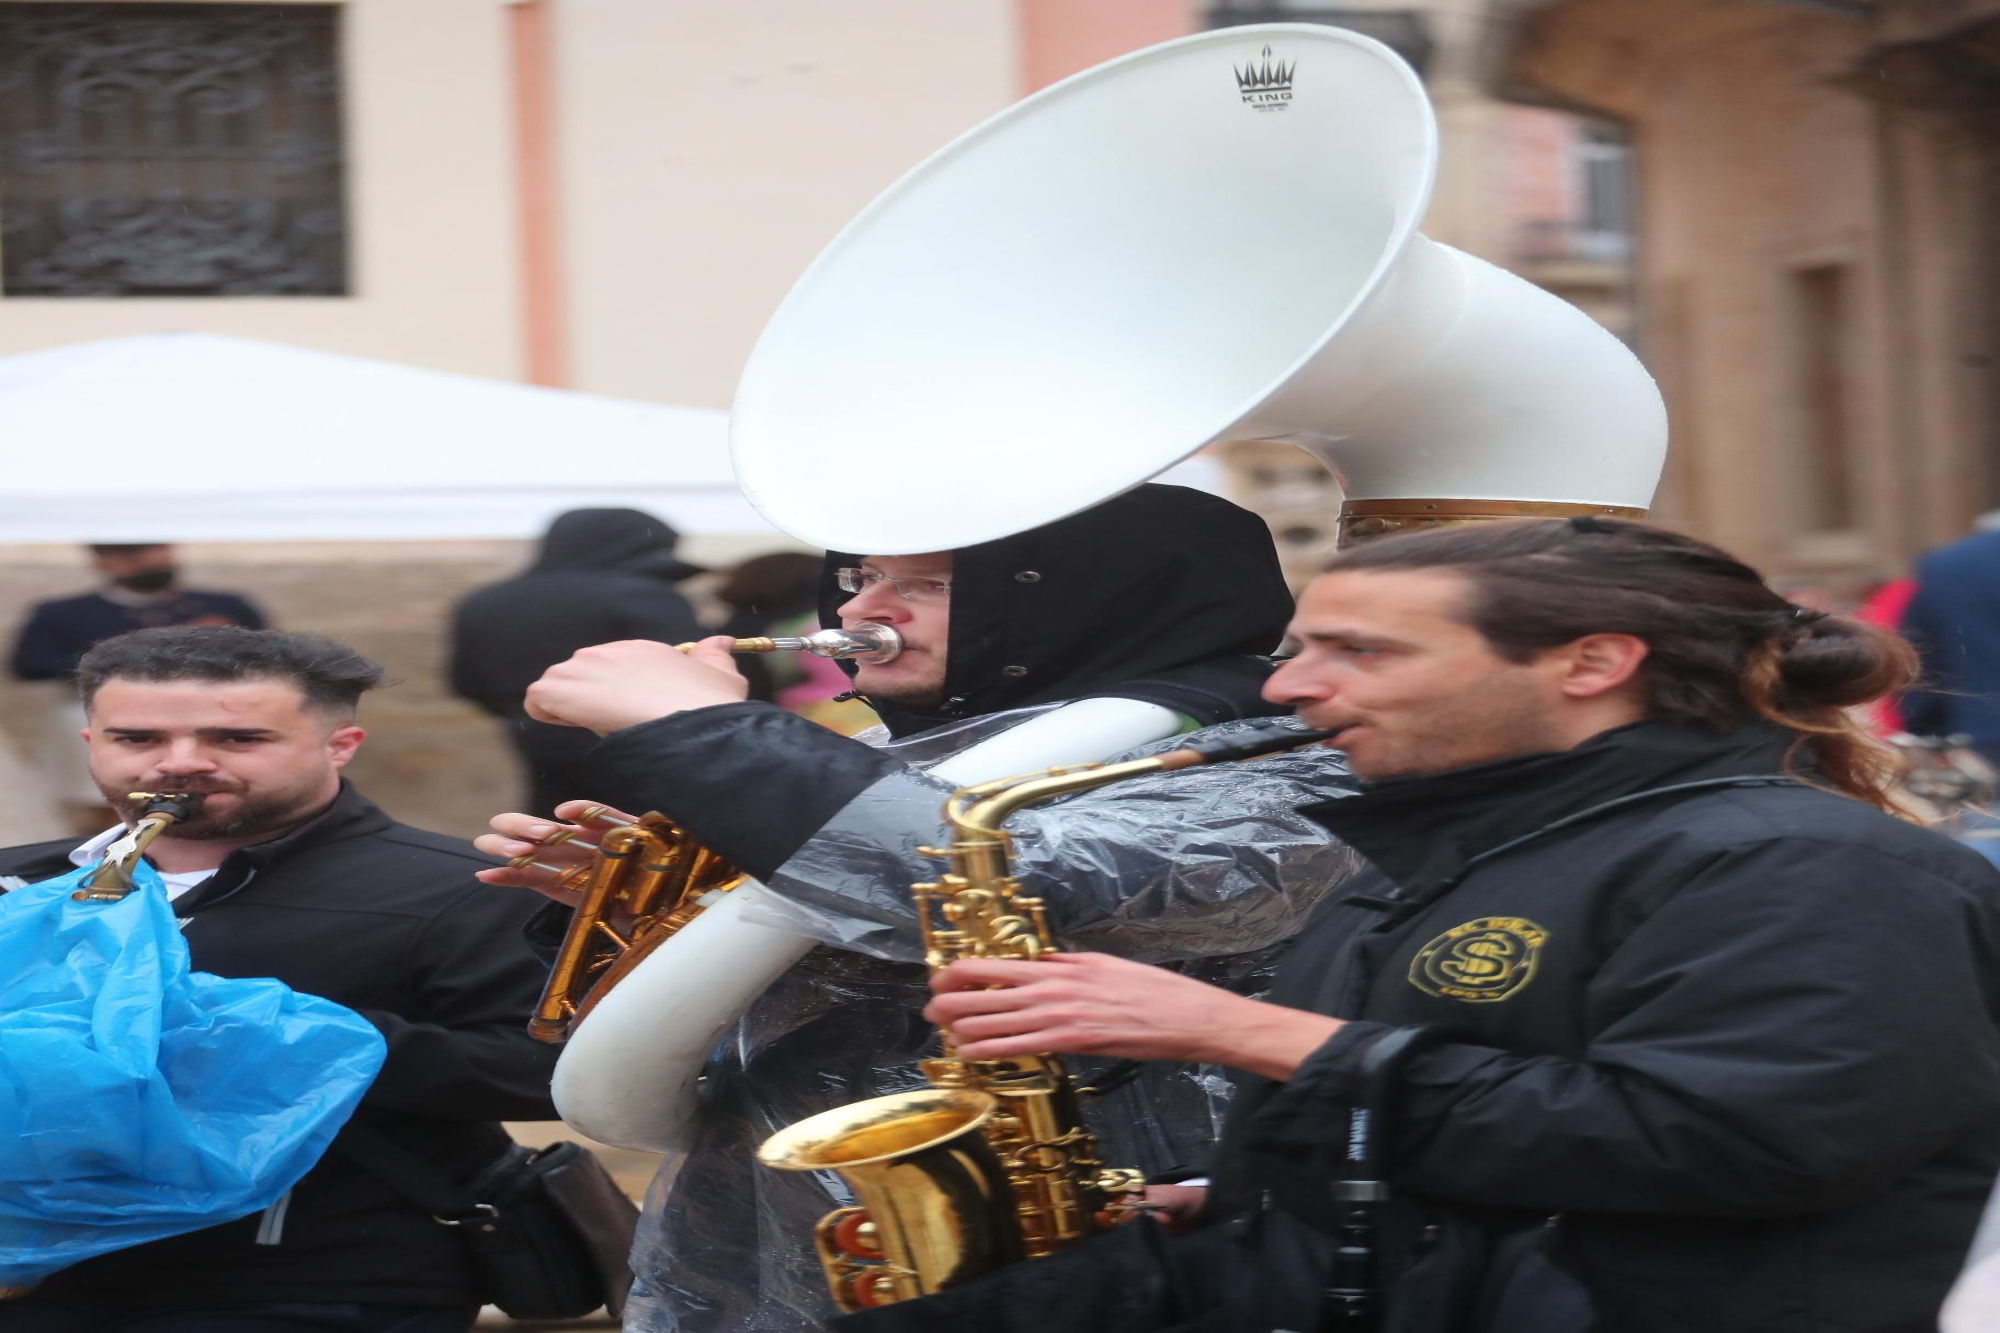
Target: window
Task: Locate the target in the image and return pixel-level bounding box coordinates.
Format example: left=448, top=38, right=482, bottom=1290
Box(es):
left=1786, top=263, right=1859, bottom=533
left=1575, top=120, right=1632, bottom=261
left=1204, top=3, right=1435, bottom=77
left=0, top=2, right=347, bottom=297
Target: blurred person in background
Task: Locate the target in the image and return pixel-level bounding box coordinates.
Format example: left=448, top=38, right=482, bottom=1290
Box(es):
left=1856, top=574, right=1918, bottom=736
left=9, top=542, right=265, bottom=834
left=1900, top=516, right=2000, bottom=767
left=450, top=509, right=703, bottom=817
left=714, top=550, right=877, bottom=733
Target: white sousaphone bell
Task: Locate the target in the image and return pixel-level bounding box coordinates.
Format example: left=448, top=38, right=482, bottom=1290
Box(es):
left=732, top=22, right=1667, bottom=553
left=550, top=23, right=1668, bottom=1154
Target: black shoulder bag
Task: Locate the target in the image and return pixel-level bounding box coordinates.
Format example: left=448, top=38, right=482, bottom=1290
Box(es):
left=339, top=1125, right=639, bottom=1320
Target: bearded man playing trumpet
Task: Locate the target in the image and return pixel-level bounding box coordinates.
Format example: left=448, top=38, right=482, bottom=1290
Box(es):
left=478, top=483, right=1361, bottom=1333
left=877, top=518, right=2000, bottom=1333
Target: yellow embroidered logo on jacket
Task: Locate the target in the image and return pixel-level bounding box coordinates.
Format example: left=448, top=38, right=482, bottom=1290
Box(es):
left=1409, top=917, right=1549, bottom=1002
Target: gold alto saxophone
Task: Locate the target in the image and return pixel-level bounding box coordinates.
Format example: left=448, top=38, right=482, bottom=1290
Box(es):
left=756, top=718, right=1333, bottom=1312
left=513, top=623, right=900, bottom=1042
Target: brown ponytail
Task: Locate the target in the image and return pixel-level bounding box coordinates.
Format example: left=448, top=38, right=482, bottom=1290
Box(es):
left=1324, top=519, right=1919, bottom=811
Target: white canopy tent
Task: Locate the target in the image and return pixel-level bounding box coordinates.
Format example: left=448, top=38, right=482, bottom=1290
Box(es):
left=0, top=332, right=775, bottom=544
left=0, top=332, right=1231, bottom=547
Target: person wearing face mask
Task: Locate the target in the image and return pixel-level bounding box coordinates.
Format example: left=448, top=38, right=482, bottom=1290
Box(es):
left=476, top=482, right=1362, bottom=1333
left=9, top=543, right=266, bottom=834
left=449, top=508, right=705, bottom=818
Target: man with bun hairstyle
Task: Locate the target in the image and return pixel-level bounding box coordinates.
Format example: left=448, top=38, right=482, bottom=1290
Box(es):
left=894, top=517, right=2000, bottom=1333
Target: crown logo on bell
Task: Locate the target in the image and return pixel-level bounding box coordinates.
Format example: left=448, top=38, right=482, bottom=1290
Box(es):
left=1234, top=45, right=1296, bottom=93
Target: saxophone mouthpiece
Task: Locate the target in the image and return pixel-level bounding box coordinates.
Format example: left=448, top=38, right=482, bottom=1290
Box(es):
left=128, top=791, right=207, bottom=821
left=1157, top=720, right=1338, bottom=770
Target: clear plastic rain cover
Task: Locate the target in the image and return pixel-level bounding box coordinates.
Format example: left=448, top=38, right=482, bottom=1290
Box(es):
left=624, top=709, right=1360, bottom=1333
left=0, top=860, right=386, bottom=1287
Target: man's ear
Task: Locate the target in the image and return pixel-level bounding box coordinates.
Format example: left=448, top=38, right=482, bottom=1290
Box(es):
left=1556, top=633, right=1649, bottom=700
left=326, top=724, right=365, bottom=768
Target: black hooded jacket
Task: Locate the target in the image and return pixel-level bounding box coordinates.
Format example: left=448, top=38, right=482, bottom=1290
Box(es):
left=818, top=483, right=1298, bottom=736
left=587, top=483, right=1297, bottom=877
left=450, top=508, right=704, bottom=719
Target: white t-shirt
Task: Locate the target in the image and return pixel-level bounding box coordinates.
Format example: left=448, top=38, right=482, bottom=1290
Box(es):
left=69, top=825, right=216, bottom=901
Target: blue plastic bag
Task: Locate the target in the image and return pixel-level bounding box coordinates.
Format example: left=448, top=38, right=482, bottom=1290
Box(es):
left=0, top=860, right=387, bottom=1285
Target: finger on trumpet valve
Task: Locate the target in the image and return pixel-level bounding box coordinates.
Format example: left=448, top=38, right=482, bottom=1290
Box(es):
left=537, top=826, right=601, bottom=851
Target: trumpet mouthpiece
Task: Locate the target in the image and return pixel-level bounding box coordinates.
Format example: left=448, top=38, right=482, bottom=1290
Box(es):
left=677, top=624, right=902, bottom=664
left=786, top=625, right=902, bottom=664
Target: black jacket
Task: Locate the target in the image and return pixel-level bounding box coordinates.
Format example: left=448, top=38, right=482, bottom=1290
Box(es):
left=830, top=722, right=2000, bottom=1333
left=587, top=482, right=1298, bottom=875
left=1216, top=721, right=2000, bottom=1333
left=0, top=783, right=560, bottom=1309
left=450, top=507, right=704, bottom=719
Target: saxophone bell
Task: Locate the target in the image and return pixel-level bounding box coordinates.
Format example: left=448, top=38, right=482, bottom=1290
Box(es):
left=757, top=1088, right=1022, bottom=1311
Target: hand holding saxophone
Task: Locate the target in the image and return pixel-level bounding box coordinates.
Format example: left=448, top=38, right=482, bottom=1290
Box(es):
left=927, top=951, right=1344, bottom=1082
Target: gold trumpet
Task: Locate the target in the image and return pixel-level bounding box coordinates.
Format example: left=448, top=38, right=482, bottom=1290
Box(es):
left=513, top=621, right=899, bottom=1043
left=757, top=718, right=1334, bottom=1311
left=72, top=792, right=206, bottom=901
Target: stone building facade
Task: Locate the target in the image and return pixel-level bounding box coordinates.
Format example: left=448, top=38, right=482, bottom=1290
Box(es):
left=0, top=0, right=1635, bottom=834
left=1490, top=0, right=2000, bottom=582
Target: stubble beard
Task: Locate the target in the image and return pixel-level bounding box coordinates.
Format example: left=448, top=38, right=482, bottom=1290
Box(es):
left=1351, top=671, right=1569, bottom=783
left=853, top=659, right=949, bottom=709
left=101, top=779, right=328, bottom=842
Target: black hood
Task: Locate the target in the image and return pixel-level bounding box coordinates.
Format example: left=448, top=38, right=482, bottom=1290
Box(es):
left=530, top=508, right=703, bottom=581
left=819, top=483, right=1295, bottom=736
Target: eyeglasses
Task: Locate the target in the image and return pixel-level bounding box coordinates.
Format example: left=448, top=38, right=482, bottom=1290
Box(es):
left=835, top=567, right=952, bottom=603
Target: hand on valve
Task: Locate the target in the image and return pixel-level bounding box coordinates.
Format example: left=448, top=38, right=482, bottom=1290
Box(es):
left=473, top=800, right=639, bottom=905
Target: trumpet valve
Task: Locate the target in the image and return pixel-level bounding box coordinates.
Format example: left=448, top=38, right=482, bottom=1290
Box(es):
left=506, top=855, right=592, bottom=895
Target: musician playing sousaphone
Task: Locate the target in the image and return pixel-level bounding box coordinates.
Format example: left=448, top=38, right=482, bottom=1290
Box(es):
left=484, top=20, right=1672, bottom=1333
left=479, top=485, right=1362, bottom=1331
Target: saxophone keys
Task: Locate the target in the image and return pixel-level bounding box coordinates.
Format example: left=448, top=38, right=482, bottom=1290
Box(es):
left=830, top=1209, right=883, bottom=1259
left=812, top=1207, right=913, bottom=1312
left=1094, top=1167, right=1148, bottom=1195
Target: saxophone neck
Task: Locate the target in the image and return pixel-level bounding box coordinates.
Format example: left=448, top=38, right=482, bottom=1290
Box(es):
left=946, top=755, right=1166, bottom=842
left=943, top=716, right=1337, bottom=841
